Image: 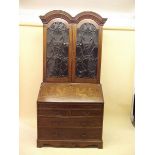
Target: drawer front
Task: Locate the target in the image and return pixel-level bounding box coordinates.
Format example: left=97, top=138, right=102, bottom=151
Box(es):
left=38, top=116, right=102, bottom=127
left=38, top=102, right=103, bottom=109
left=38, top=127, right=102, bottom=140
left=38, top=108, right=102, bottom=117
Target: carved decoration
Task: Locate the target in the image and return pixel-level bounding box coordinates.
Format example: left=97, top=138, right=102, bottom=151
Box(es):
left=46, top=22, right=69, bottom=77
left=76, top=23, right=98, bottom=78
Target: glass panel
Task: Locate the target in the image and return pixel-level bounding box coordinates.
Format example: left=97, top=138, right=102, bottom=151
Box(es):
left=76, top=23, right=98, bottom=78
left=46, top=22, right=69, bottom=77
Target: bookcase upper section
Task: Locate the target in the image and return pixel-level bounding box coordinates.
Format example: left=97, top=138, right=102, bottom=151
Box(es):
left=40, top=10, right=107, bottom=83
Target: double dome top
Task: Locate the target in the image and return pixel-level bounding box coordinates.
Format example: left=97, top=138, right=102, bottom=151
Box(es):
left=40, top=10, right=107, bottom=26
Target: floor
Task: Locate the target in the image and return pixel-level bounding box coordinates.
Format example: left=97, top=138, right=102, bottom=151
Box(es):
left=20, top=102, right=134, bottom=155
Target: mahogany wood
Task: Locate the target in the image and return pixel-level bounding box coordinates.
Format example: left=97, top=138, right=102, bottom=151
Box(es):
left=37, top=140, right=102, bottom=148
left=37, top=83, right=104, bottom=148
left=74, top=11, right=107, bottom=26
left=38, top=109, right=102, bottom=117
left=40, top=10, right=107, bottom=83
left=38, top=116, right=102, bottom=128
left=37, top=10, right=107, bottom=148
left=43, top=18, right=72, bottom=82
left=38, top=127, right=102, bottom=140
left=72, top=19, right=103, bottom=83
left=40, top=10, right=73, bottom=24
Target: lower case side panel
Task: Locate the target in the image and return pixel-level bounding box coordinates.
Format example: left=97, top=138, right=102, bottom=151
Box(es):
left=37, top=139, right=103, bottom=148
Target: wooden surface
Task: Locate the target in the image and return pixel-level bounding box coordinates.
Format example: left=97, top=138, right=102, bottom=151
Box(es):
left=40, top=10, right=73, bottom=24
left=43, top=18, right=72, bottom=82
left=37, top=10, right=106, bottom=148
left=38, top=116, right=102, bottom=127
left=40, top=10, right=107, bottom=25
left=37, top=82, right=104, bottom=103
left=72, top=19, right=102, bottom=83
left=37, top=83, right=104, bottom=148
left=37, top=140, right=102, bottom=148
left=40, top=10, right=107, bottom=83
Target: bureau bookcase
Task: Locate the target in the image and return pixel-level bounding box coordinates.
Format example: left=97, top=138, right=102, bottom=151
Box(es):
left=37, top=10, right=107, bottom=148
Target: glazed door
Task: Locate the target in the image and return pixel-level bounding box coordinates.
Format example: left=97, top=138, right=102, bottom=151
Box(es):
left=72, top=19, right=102, bottom=83
left=43, top=18, right=72, bottom=82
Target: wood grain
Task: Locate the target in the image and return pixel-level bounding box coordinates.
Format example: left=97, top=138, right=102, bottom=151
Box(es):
left=43, top=18, right=72, bottom=82
left=38, top=10, right=106, bottom=148
left=71, top=19, right=103, bottom=83
left=37, top=83, right=104, bottom=103
left=40, top=10, right=107, bottom=83
left=38, top=108, right=102, bottom=117
left=38, top=116, right=102, bottom=128
left=37, top=139, right=103, bottom=148
left=38, top=127, right=102, bottom=140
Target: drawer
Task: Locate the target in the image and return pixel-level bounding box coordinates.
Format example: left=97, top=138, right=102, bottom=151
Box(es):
left=38, top=127, right=102, bottom=140
left=37, top=102, right=103, bottom=109
left=38, top=116, right=102, bottom=127
left=38, top=108, right=102, bottom=117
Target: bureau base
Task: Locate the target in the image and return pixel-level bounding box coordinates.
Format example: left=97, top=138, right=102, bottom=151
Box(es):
left=37, top=83, right=104, bottom=149
left=37, top=139, right=103, bottom=148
